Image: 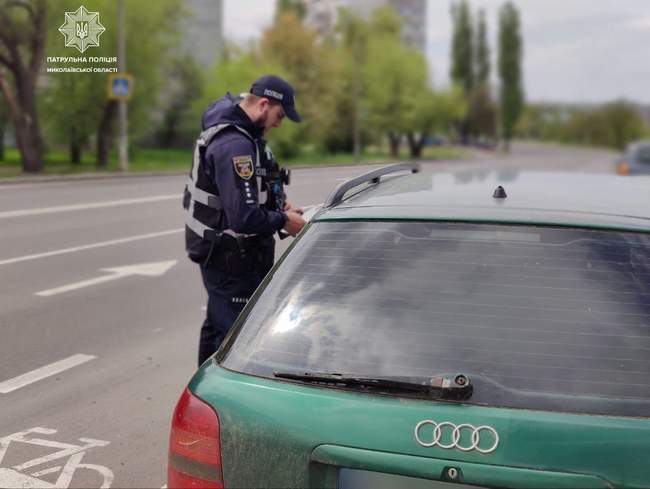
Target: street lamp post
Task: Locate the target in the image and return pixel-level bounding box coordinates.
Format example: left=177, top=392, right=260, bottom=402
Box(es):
left=117, top=0, right=128, bottom=171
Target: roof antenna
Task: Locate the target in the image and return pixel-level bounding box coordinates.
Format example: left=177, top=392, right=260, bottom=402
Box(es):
left=493, top=186, right=507, bottom=199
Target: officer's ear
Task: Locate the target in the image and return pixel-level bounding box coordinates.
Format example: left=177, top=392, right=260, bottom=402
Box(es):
left=258, top=97, right=271, bottom=111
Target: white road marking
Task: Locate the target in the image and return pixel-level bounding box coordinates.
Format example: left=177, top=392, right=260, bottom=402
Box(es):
left=30, top=467, right=62, bottom=477
left=0, top=469, right=52, bottom=488
left=0, top=229, right=183, bottom=267
left=0, top=195, right=178, bottom=219
left=35, top=260, right=177, bottom=297
left=0, top=428, right=113, bottom=488
left=0, top=355, right=96, bottom=394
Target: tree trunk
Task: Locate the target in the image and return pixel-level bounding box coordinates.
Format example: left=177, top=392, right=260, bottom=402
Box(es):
left=96, top=101, right=117, bottom=167
left=0, top=1, right=47, bottom=173
left=460, top=117, right=471, bottom=145
left=0, top=117, right=5, bottom=161
left=0, top=73, right=44, bottom=172
left=387, top=132, right=401, bottom=158
left=13, top=114, right=44, bottom=172
left=70, top=140, right=81, bottom=165
left=352, top=41, right=362, bottom=162
left=407, top=132, right=425, bottom=158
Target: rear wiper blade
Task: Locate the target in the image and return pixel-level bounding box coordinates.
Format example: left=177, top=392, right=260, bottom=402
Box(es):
left=273, top=371, right=473, bottom=400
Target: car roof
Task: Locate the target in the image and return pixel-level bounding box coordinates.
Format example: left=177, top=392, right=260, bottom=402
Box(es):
left=314, top=169, right=650, bottom=233
left=628, top=140, right=650, bottom=152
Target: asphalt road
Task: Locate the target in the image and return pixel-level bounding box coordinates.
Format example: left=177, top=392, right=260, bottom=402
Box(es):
left=0, top=142, right=621, bottom=488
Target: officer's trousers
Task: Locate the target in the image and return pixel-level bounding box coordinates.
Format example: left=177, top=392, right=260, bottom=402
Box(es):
left=197, top=246, right=274, bottom=367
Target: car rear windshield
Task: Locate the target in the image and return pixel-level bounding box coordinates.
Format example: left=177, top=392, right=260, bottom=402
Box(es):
left=221, top=221, right=650, bottom=417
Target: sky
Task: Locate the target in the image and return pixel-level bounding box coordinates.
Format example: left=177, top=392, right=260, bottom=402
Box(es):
left=223, top=0, right=650, bottom=105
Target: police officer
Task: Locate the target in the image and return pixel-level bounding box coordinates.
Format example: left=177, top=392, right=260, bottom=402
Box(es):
left=184, top=75, right=306, bottom=366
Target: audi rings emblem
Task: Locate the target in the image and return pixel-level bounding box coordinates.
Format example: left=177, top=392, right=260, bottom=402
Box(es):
left=414, top=420, right=499, bottom=454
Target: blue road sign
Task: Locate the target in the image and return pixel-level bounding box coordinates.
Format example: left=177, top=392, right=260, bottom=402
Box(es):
left=107, top=73, right=133, bottom=100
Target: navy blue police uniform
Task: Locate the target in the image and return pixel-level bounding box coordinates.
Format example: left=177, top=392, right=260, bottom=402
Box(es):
left=184, top=92, right=288, bottom=366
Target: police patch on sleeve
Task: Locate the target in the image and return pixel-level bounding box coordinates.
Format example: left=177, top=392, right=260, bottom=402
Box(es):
left=232, top=155, right=254, bottom=180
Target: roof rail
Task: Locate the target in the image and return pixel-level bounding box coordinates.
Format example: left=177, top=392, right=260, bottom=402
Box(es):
left=324, top=162, right=420, bottom=208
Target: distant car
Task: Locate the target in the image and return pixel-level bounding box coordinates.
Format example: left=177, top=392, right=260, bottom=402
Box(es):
left=168, top=164, right=650, bottom=489
left=424, top=135, right=445, bottom=146
left=617, top=140, right=650, bottom=175
left=474, top=136, right=497, bottom=149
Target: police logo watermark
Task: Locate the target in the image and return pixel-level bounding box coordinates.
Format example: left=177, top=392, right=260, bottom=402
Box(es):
left=58, top=5, right=106, bottom=53
left=233, top=155, right=254, bottom=180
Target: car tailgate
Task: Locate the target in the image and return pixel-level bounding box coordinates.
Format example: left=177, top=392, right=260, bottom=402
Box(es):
left=191, top=364, right=650, bottom=489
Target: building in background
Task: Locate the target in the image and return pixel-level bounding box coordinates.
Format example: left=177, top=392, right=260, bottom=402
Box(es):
left=183, top=0, right=224, bottom=67
left=304, top=0, right=342, bottom=38
left=304, top=0, right=426, bottom=54
left=388, top=0, right=426, bottom=54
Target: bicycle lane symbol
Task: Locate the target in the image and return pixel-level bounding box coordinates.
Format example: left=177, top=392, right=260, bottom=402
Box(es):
left=0, top=427, right=114, bottom=488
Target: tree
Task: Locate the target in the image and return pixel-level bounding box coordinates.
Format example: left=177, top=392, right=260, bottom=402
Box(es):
left=450, top=0, right=474, bottom=143
left=0, top=0, right=46, bottom=172
left=401, top=49, right=447, bottom=158
left=450, top=0, right=474, bottom=94
left=195, top=50, right=304, bottom=158
left=468, top=85, right=497, bottom=141
left=475, top=9, right=490, bottom=86
left=433, top=85, right=468, bottom=135
left=43, top=0, right=110, bottom=165
left=335, top=9, right=369, bottom=158
left=602, top=101, right=646, bottom=150
left=40, top=0, right=182, bottom=167
left=260, top=10, right=342, bottom=157
left=362, top=7, right=410, bottom=157
left=275, top=0, right=305, bottom=21
left=0, top=92, right=9, bottom=161
left=94, top=0, right=181, bottom=166
left=498, top=1, right=524, bottom=151
left=469, top=8, right=496, bottom=142
left=560, top=102, right=646, bottom=150
left=156, top=57, right=203, bottom=148
left=43, top=74, right=100, bottom=164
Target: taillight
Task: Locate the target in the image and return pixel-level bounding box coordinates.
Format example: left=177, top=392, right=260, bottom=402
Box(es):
left=168, top=388, right=224, bottom=489
left=617, top=161, right=630, bottom=175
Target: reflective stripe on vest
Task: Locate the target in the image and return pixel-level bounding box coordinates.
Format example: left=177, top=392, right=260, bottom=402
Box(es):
left=185, top=123, right=261, bottom=241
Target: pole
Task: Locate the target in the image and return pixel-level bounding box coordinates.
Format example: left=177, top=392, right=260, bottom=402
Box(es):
left=117, top=0, right=128, bottom=171
left=352, top=22, right=362, bottom=162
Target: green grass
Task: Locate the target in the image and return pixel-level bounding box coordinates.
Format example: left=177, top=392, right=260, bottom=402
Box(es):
left=285, top=145, right=464, bottom=166
left=0, top=147, right=192, bottom=177
left=0, top=144, right=465, bottom=178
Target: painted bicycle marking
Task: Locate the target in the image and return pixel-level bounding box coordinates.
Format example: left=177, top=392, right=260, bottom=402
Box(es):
left=0, top=427, right=113, bottom=488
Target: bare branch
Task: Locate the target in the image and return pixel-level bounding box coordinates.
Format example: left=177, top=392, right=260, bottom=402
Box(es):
left=29, top=0, right=45, bottom=72
left=0, top=5, right=20, bottom=54
left=0, top=50, right=13, bottom=68
left=0, top=15, right=14, bottom=44
left=3, top=0, right=36, bottom=20
left=0, top=1, right=35, bottom=78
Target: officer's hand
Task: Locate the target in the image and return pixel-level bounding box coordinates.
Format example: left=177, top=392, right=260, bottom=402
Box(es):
left=284, top=201, right=304, bottom=214
left=283, top=210, right=306, bottom=237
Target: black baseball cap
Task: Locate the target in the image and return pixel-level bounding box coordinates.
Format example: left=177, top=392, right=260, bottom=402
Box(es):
left=250, top=75, right=301, bottom=122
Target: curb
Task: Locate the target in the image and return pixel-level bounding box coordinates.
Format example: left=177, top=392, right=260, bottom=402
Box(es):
left=0, top=156, right=471, bottom=186
left=0, top=170, right=188, bottom=186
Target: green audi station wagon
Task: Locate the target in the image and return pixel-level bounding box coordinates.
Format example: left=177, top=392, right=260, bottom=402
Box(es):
left=168, top=164, right=650, bottom=489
